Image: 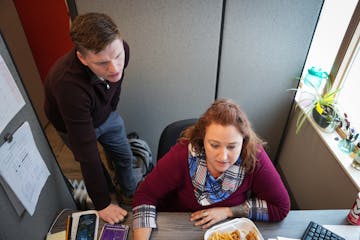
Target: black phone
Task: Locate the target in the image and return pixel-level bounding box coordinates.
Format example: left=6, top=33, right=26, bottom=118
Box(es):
left=75, top=213, right=97, bottom=240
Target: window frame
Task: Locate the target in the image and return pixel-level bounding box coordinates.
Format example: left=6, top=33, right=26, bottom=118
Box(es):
left=291, top=1, right=360, bottom=190
left=321, top=1, right=360, bottom=189
left=330, top=1, right=360, bottom=90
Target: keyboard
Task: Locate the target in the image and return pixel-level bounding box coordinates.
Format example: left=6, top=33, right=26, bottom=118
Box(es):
left=301, top=221, right=345, bottom=240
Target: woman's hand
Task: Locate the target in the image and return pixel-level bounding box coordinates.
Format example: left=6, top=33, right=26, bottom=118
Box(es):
left=133, top=227, right=152, bottom=240
left=190, top=207, right=232, bottom=229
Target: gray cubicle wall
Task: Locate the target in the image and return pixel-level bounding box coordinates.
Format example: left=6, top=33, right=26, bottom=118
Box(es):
left=74, top=0, right=323, bottom=160
left=217, top=0, right=324, bottom=158
left=75, top=0, right=222, bottom=159
left=0, top=33, right=76, bottom=239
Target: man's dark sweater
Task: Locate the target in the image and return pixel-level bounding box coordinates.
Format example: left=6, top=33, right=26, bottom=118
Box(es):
left=44, top=43, right=129, bottom=210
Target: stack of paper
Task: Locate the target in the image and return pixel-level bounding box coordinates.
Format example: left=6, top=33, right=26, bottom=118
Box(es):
left=268, top=238, right=299, bottom=240
left=324, top=225, right=360, bottom=240
left=268, top=225, right=360, bottom=240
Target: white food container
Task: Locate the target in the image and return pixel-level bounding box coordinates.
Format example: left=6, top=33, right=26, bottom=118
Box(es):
left=204, top=218, right=264, bottom=240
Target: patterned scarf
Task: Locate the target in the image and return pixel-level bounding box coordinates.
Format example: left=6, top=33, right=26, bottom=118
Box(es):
left=188, top=144, right=246, bottom=206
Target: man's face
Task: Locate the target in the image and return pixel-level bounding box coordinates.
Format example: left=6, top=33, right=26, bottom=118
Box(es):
left=77, top=38, right=125, bottom=82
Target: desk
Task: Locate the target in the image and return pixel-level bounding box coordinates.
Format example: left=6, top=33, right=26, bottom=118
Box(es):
left=51, top=209, right=350, bottom=239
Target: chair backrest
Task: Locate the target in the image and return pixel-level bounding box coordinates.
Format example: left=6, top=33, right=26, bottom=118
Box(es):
left=157, top=118, right=197, bottom=160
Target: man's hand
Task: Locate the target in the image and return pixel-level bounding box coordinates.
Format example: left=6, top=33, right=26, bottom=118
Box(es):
left=98, top=203, right=128, bottom=224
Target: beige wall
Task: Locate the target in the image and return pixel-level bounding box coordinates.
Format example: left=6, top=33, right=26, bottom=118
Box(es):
left=0, top=0, right=47, bottom=127
left=277, top=108, right=358, bottom=209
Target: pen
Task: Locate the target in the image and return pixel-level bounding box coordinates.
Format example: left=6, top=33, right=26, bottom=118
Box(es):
left=66, top=216, right=72, bottom=240
left=65, top=216, right=70, bottom=240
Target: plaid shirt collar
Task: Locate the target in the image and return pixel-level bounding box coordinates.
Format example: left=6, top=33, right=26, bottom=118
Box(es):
left=188, top=144, right=246, bottom=206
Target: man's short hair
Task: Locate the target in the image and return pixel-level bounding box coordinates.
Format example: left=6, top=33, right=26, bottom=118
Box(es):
left=70, top=12, right=121, bottom=54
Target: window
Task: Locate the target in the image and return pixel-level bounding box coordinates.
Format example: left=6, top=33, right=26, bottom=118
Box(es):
left=296, top=0, right=360, bottom=188
left=336, top=23, right=360, bottom=130
left=338, top=39, right=360, bottom=131
left=300, top=0, right=359, bottom=129
left=301, top=0, right=357, bottom=75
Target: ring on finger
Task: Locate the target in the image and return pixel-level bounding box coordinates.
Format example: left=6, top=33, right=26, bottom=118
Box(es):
left=202, top=210, right=208, bottom=217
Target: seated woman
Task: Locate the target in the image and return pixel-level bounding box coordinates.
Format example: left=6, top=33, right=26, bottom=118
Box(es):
left=132, top=98, right=290, bottom=240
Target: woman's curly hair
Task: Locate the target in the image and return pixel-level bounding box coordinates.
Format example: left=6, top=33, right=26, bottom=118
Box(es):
left=180, top=98, right=265, bottom=172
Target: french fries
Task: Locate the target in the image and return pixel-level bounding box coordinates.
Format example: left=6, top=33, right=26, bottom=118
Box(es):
left=207, top=228, right=258, bottom=240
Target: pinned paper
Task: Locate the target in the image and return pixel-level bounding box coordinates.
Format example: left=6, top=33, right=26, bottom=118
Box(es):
left=0, top=122, right=50, bottom=215
left=0, top=54, right=25, bottom=133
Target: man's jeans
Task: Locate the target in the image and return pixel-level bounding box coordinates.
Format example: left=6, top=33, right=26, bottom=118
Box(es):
left=58, top=111, right=137, bottom=198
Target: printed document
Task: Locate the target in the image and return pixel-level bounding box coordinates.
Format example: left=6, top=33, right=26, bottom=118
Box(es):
left=0, top=121, right=50, bottom=215
left=0, top=53, right=25, bottom=133
left=324, top=225, right=360, bottom=240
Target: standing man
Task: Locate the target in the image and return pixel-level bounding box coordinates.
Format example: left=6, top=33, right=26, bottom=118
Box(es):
left=44, top=12, right=138, bottom=224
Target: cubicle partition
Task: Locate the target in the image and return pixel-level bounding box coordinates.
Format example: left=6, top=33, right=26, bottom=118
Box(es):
left=74, top=0, right=323, bottom=160
left=0, top=32, right=76, bottom=239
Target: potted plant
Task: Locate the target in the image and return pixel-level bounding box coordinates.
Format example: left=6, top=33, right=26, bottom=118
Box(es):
left=288, top=78, right=342, bottom=134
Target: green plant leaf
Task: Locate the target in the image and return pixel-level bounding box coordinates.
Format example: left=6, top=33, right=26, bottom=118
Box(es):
left=287, top=75, right=342, bottom=134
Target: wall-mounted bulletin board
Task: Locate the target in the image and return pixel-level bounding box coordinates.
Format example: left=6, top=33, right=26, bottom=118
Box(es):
left=0, top=31, right=76, bottom=240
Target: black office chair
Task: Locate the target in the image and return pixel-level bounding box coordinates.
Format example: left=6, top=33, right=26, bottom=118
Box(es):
left=157, top=118, right=198, bottom=160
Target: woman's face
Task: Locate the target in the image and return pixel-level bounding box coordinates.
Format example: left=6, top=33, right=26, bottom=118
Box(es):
left=204, top=123, right=243, bottom=178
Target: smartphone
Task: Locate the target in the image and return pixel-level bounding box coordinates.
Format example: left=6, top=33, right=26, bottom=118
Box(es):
left=75, top=213, right=97, bottom=240
left=99, top=223, right=129, bottom=240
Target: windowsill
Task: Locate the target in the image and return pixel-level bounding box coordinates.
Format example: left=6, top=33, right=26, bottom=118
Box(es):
left=302, top=106, right=360, bottom=191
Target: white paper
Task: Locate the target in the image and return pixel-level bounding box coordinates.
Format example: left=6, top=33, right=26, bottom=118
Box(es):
left=324, top=224, right=360, bottom=240
left=267, top=237, right=300, bottom=240
left=268, top=225, right=360, bottom=240
left=0, top=54, right=25, bottom=133
left=0, top=121, right=50, bottom=215
left=277, top=238, right=300, bottom=240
